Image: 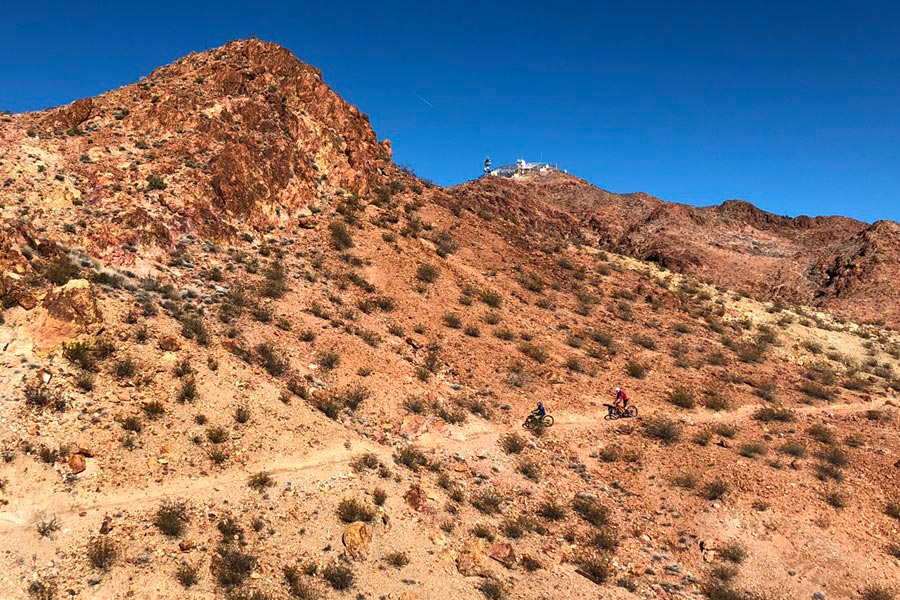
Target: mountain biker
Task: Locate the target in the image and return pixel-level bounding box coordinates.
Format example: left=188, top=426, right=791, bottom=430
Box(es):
left=530, top=401, right=546, bottom=419
left=613, top=387, right=629, bottom=413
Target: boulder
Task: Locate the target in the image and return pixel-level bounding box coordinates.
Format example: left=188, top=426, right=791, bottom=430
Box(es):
left=456, top=538, right=490, bottom=576
left=403, top=485, right=428, bottom=511
left=342, top=521, right=372, bottom=561
left=43, top=279, right=102, bottom=326
left=488, top=542, right=515, bottom=566
left=68, top=453, right=86, bottom=474
left=157, top=336, right=181, bottom=352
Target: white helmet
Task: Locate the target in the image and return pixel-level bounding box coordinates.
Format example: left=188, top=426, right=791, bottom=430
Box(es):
left=615, top=387, right=621, bottom=393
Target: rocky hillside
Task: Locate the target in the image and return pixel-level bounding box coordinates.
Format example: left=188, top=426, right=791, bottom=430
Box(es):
left=1, top=40, right=899, bottom=600
left=450, top=174, right=900, bottom=327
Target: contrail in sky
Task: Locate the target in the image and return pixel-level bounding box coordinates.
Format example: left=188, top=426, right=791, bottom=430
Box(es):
left=414, top=93, right=433, bottom=108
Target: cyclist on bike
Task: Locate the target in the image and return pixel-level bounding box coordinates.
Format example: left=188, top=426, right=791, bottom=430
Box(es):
left=531, top=401, right=546, bottom=419
left=613, top=387, right=629, bottom=414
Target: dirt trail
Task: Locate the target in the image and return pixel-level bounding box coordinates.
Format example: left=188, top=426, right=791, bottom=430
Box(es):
left=0, top=441, right=366, bottom=534
left=0, top=396, right=889, bottom=535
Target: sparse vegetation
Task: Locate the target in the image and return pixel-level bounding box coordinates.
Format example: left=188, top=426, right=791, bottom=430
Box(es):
left=337, top=498, right=375, bottom=523
left=154, top=500, right=189, bottom=537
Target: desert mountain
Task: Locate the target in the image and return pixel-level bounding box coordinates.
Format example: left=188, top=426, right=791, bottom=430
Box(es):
left=0, top=40, right=899, bottom=600
left=450, top=173, right=900, bottom=327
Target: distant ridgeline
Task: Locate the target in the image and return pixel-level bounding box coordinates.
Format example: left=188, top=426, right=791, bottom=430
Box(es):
left=482, top=157, right=565, bottom=178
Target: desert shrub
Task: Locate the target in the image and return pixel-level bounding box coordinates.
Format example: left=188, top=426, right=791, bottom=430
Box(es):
left=122, top=415, right=142, bottom=433
left=328, top=221, right=353, bottom=250
left=154, top=500, right=189, bottom=537
left=575, top=553, right=611, bottom=583
left=215, top=545, right=257, bottom=587
left=337, top=498, right=375, bottom=523
left=798, top=380, right=835, bottom=401
left=537, top=500, right=566, bottom=521
left=631, top=334, right=657, bottom=350
left=779, top=440, right=807, bottom=458
left=283, top=565, right=322, bottom=599
left=113, top=357, right=136, bottom=379
left=824, top=490, right=847, bottom=509
left=860, top=588, right=895, bottom=600
left=702, top=389, right=729, bottom=411
left=808, top=424, right=837, bottom=445
left=87, top=537, right=117, bottom=570
left=23, top=382, right=60, bottom=410
left=886, top=501, right=900, bottom=520
left=701, top=479, right=730, bottom=501
left=521, top=555, right=543, bottom=572
left=865, top=408, right=893, bottom=423
left=738, top=441, right=767, bottom=459
left=350, top=453, right=381, bottom=473
left=233, top=404, right=251, bottom=424
left=146, top=174, right=167, bottom=191
left=644, top=417, right=681, bottom=445
left=471, top=490, right=502, bottom=515
left=256, top=342, right=289, bottom=377
left=702, top=582, right=746, bottom=600
left=668, top=386, right=696, bottom=409
left=394, top=445, right=428, bottom=472
left=175, top=563, right=200, bottom=588
left=517, top=459, right=541, bottom=482
left=672, top=471, right=698, bottom=489
left=143, top=400, right=165, bottom=419
left=478, top=578, right=506, bottom=600
left=818, top=445, right=849, bottom=468
left=207, top=426, right=229, bottom=444
left=719, top=541, right=747, bottom=563
left=442, top=312, right=462, bottom=328
left=180, top=315, right=209, bottom=345
left=415, top=262, right=439, bottom=283
left=373, top=487, right=387, bottom=506
left=480, top=290, right=502, bottom=308
left=27, top=578, right=58, bottom=600
left=471, top=523, right=494, bottom=540
left=322, top=562, right=354, bottom=591
left=518, top=342, right=548, bottom=363
left=572, top=496, right=609, bottom=527
left=43, top=254, right=81, bottom=285
left=384, top=551, right=409, bottom=568
left=590, top=527, right=620, bottom=552
left=500, top=433, right=527, bottom=454
left=753, top=406, right=795, bottom=423
left=247, top=471, right=275, bottom=491
left=625, top=359, right=648, bottom=378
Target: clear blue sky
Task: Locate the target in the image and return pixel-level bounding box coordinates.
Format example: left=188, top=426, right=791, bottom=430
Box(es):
left=2, top=1, right=899, bottom=223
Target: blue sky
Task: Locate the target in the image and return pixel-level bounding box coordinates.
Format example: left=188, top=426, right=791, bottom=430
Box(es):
left=2, top=1, right=899, bottom=223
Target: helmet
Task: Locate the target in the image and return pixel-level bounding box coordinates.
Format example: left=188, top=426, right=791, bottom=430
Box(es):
left=615, top=387, right=621, bottom=394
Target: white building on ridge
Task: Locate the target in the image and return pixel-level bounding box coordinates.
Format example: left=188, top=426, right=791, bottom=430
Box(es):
left=483, top=157, right=564, bottom=178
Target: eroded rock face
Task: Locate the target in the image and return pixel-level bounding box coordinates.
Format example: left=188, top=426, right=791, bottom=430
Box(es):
left=43, top=279, right=102, bottom=326
left=342, top=521, right=372, bottom=561
left=39, top=98, right=93, bottom=132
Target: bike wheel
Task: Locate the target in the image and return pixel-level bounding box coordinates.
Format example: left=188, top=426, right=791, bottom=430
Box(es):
left=522, top=418, right=534, bottom=430
left=541, top=415, right=554, bottom=427
left=625, top=406, right=638, bottom=418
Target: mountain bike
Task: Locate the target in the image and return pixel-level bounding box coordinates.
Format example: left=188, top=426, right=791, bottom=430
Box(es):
left=603, top=403, right=638, bottom=420
left=523, top=413, right=554, bottom=429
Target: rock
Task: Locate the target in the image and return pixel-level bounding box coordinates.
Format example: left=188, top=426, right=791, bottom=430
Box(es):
left=179, top=540, right=196, bottom=552
left=456, top=538, right=490, bottom=576
left=488, top=542, right=515, bottom=566
left=99, top=516, right=112, bottom=535
left=813, top=593, right=826, bottom=600
left=403, top=485, right=428, bottom=511
left=68, top=453, right=86, bottom=474
left=43, top=279, right=102, bottom=326
left=342, top=521, right=372, bottom=561
left=157, top=336, right=181, bottom=352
